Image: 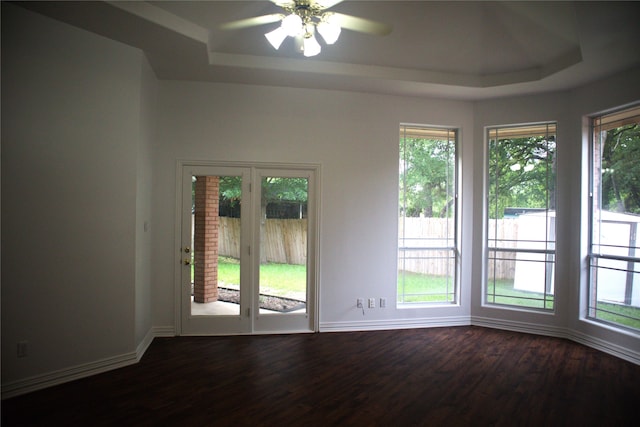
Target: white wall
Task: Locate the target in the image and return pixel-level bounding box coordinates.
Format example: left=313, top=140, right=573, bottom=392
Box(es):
left=151, top=82, right=475, bottom=331
left=1, top=3, right=153, bottom=387
left=135, top=56, right=157, bottom=346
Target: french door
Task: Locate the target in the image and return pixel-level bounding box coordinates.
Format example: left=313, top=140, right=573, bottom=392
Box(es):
left=178, top=162, right=318, bottom=335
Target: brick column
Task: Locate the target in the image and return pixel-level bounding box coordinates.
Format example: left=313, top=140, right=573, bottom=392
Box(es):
left=193, top=176, right=219, bottom=303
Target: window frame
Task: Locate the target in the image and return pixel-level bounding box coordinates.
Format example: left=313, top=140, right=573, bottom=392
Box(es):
left=484, top=121, right=557, bottom=312
left=397, top=123, right=460, bottom=307
left=587, top=103, right=640, bottom=334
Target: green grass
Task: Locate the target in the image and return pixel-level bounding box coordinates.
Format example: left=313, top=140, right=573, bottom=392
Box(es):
left=398, top=271, right=456, bottom=303
left=258, top=262, right=306, bottom=300
left=485, top=278, right=554, bottom=310
left=215, top=256, right=307, bottom=301
left=202, top=262, right=640, bottom=329
left=398, top=271, right=554, bottom=308
left=593, top=301, right=640, bottom=330
left=401, top=272, right=640, bottom=329
left=216, top=256, right=239, bottom=287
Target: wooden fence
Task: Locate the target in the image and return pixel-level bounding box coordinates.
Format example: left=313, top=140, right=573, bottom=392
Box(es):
left=217, top=217, right=519, bottom=279
left=399, top=218, right=518, bottom=279
left=218, top=217, right=307, bottom=265
left=486, top=219, right=518, bottom=280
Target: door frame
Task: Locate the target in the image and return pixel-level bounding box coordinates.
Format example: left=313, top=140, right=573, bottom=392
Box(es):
left=174, top=160, right=321, bottom=335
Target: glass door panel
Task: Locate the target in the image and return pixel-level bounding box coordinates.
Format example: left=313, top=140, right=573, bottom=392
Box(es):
left=258, top=176, right=308, bottom=315
left=190, top=175, right=241, bottom=316
left=181, top=166, right=251, bottom=335
left=254, top=170, right=315, bottom=333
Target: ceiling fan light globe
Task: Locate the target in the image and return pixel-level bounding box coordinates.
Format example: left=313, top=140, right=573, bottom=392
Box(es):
left=303, top=34, right=321, bottom=57
left=265, top=27, right=288, bottom=49
left=281, top=13, right=303, bottom=37
left=318, top=21, right=341, bottom=44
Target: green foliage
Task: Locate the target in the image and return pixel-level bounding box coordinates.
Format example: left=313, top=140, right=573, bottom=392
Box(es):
left=261, top=177, right=307, bottom=204
left=220, top=176, right=242, bottom=201
left=194, top=175, right=307, bottom=211
left=600, top=124, right=640, bottom=214
left=399, top=137, right=455, bottom=218
left=488, top=135, right=556, bottom=219
left=217, top=176, right=308, bottom=204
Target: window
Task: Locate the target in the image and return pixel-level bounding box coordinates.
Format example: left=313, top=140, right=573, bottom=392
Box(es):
left=398, top=125, right=458, bottom=305
left=485, top=123, right=556, bottom=310
left=589, top=104, right=640, bottom=332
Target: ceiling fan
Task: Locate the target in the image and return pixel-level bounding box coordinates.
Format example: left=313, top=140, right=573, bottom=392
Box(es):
left=220, top=0, right=392, bottom=57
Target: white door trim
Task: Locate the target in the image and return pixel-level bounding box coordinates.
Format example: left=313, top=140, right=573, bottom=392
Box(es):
left=174, top=159, right=321, bottom=335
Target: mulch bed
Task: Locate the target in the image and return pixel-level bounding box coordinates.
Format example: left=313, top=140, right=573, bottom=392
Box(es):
left=217, top=287, right=306, bottom=313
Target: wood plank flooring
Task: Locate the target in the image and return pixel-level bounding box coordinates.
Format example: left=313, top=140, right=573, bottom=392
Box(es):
left=3, top=326, right=640, bottom=426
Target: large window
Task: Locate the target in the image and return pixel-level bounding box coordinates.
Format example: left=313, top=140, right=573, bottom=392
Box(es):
left=398, top=125, right=458, bottom=305
left=486, top=123, right=556, bottom=310
left=589, top=104, right=640, bottom=332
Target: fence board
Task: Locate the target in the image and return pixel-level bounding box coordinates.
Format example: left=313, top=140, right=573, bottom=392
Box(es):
left=217, top=217, right=519, bottom=278
left=399, top=218, right=519, bottom=279
left=218, top=217, right=307, bottom=265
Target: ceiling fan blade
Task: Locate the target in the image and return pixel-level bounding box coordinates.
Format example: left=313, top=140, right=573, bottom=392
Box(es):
left=220, top=14, right=283, bottom=31
left=332, top=12, right=392, bottom=36
left=314, top=0, right=344, bottom=9
left=270, top=0, right=295, bottom=8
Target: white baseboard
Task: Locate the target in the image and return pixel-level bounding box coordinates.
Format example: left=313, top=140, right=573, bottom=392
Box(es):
left=152, top=325, right=176, bottom=337
left=135, top=328, right=155, bottom=362
left=2, top=326, right=177, bottom=400
left=470, top=316, right=569, bottom=338
left=567, top=329, right=640, bottom=365
left=323, top=314, right=640, bottom=366
left=320, top=316, right=470, bottom=332
left=3, top=319, right=636, bottom=399
left=471, top=315, right=640, bottom=365
left=1, top=350, right=138, bottom=400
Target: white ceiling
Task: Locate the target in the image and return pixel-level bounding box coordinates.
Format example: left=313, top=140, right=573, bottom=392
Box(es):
left=16, top=1, right=640, bottom=100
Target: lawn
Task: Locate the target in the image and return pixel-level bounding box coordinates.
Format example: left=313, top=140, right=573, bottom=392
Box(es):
left=485, top=278, right=555, bottom=310
left=398, top=270, right=554, bottom=308
left=400, top=271, right=640, bottom=329
left=206, top=262, right=640, bottom=330
left=216, top=256, right=307, bottom=301
left=593, top=301, right=640, bottom=330
left=397, top=271, right=456, bottom=303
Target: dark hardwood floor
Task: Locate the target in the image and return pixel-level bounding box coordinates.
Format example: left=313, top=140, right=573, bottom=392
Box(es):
left=2, top=326, right=639, bottom=426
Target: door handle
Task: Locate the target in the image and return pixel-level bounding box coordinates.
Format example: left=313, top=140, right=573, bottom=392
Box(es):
left=183, top=258, right=191, bottom=266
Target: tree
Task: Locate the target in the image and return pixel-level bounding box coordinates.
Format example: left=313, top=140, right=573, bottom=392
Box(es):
left=216, top=176, right=308, bottom=217
left=261, top=177, right=308, bottom=206
left=600, top=124, right=640, bottom=214
left=488, top=135, right=556, bottom=219
left=399, top=137, right=455, bottom=218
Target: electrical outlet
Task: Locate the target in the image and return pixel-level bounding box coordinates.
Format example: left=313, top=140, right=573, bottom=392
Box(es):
left=368, top=298, right=375, bottom=308
left=17, top=341, right=28, bottom=358
left=356, top=298, right=364, bottom=308
left=380, top=297, right=387, bottom=308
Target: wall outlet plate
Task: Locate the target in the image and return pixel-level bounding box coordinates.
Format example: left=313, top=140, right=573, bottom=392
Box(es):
left=17, top=341, right=28, bottom=358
